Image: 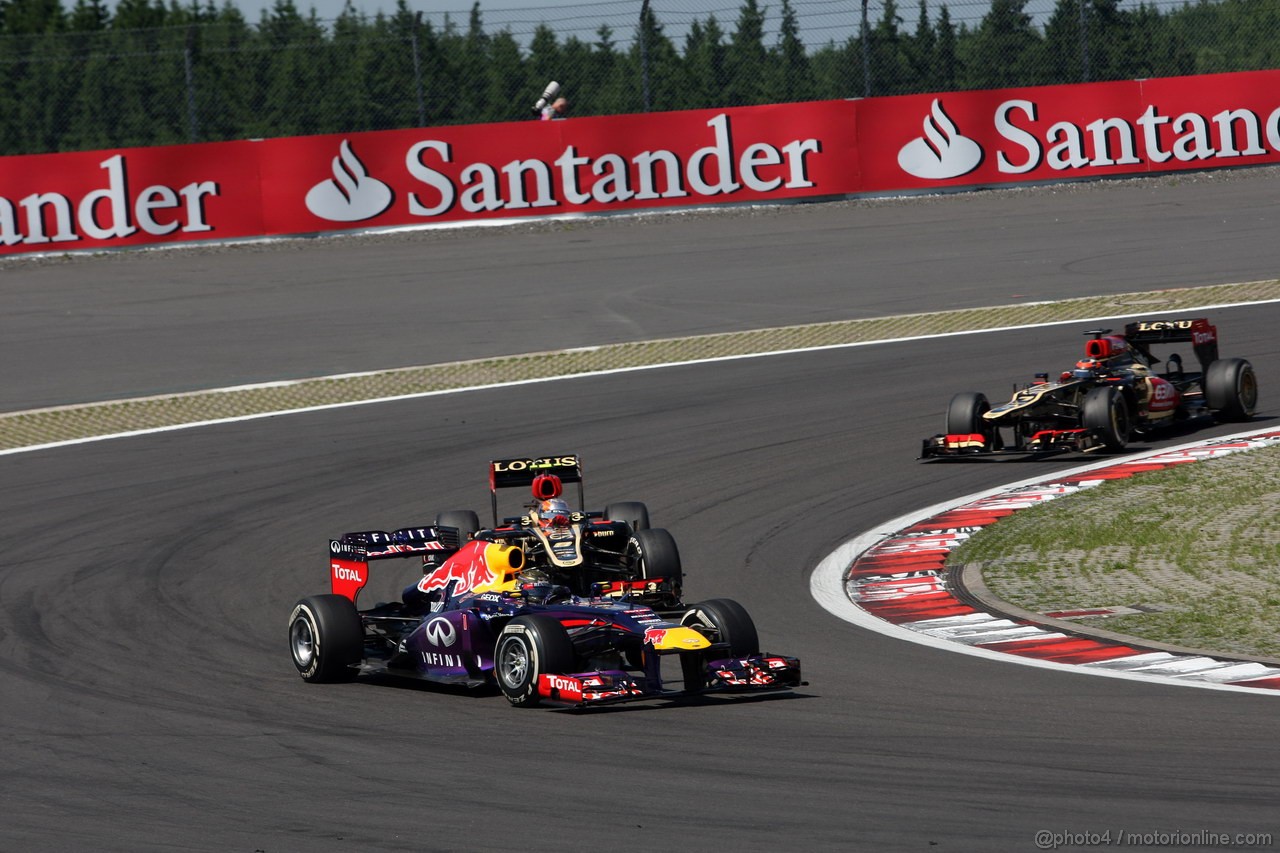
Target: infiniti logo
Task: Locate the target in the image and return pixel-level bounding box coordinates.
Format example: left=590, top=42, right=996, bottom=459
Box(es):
left=424, top=617, right=457, bottom=647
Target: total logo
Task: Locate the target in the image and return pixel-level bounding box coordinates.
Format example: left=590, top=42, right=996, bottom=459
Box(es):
left=332, top=564, right=365, bottom=583
left=897, top=99, right=983, bottom=180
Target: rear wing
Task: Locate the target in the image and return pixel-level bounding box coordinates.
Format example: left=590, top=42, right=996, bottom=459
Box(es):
left=1124, top=318, right=1219, bottom=371
left=328, top=525, right=458, bottom=602
left=488, top=454, right=585, bottom=523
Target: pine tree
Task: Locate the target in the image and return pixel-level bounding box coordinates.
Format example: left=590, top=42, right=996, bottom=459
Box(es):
left=908, top=0, right=936, bottom=92
left=724, top=0, right=767, bottom=106
left=630, top=2, right=679, bottom=113
left=961, top=0, right=1041, bottom=89
left=934, top=5, right=957, bottom=90
left=683, top=15, right=727, bottom=109
left=769, top=0, right=814, bottom=102
left=870, top=0, right=912, bottom=94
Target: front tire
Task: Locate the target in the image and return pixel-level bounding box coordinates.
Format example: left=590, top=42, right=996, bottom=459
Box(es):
left=945, top=392, right=999, bottom=449
left=1081, top=385, right=1131, bottom=451
left=495, top=615, right=575, bottom=707
left=289, top=595, right=363, bottom=683
left=1205, top=357, right=1257, bottom=421
left=679, top=598, right=759, bottom=691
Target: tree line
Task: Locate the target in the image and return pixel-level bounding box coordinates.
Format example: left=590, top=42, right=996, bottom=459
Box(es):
left=0, top=0, right=1277, bottom=156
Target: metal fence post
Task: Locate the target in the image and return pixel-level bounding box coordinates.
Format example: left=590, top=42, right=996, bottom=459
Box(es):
left=640, top=0, right=651, bottom=112
left=861, top=0, right=871, bottom=97
left=1079, top=0, right=1091, bottom=82
left=411, top=11, right=427, bottom=126
left=184, top=26, right=199, bottom=143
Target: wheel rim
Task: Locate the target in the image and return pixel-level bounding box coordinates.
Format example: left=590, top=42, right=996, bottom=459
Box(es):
left=290, top=616, right=316, bottom=668
left=683, top=612, right=721, bottom=644
left=499, top=639, right=529, bottom=687
left=1113, top=397, right=1129, bottom=439
left=1241, top=370, right=1258, bottom=410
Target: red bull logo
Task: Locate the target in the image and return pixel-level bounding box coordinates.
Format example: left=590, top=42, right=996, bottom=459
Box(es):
left=644, top=628, right=669, bottom=646
left=419, top=546, right=497, bottom=596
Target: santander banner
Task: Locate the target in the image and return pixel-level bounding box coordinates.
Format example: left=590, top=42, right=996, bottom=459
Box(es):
left=861, top=70, right=1280, bottom=191
left=257, top=101, right=858, bottom=234
left=2, top=70, right=1279, bottom=256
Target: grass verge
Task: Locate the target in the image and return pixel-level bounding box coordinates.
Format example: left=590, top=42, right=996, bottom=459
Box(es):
left=952, top=447, right=1280, bottom=659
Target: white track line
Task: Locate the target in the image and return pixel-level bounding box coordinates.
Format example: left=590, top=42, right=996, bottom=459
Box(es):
left=4, top=295, right=1278, bottom=457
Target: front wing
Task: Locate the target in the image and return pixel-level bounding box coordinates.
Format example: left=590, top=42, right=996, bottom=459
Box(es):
left=920, top=428, right=1107, bottom=459
left=537, top=654, right=803, bottom=707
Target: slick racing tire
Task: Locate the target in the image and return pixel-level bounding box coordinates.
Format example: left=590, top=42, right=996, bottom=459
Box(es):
left=1205, top=357, right=1257, bottom=422
left=945, top=392, right=1000, bottom=450
left=604, top=501, right=650, bottom=532
left=1081, top=385, right=1131, bottom=452
left=627, top=528, right=683, bottom=601
left=434, top=510, right=480, bottom=546
left=495, top=615, right=575, bottom=707
left=289, top=595, right=363, bottom=683
left=679, top=598, right=759, bottom=692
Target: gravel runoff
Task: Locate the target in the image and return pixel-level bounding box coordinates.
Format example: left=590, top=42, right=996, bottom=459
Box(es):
left=3, top=278, right=1279, bottom=451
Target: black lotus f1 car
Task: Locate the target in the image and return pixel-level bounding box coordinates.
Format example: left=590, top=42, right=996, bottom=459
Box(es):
left=430, top=454, right=683, bottom=605
left=288, top=455, right=803, bottom=707
left=921, top=317, right=1257, bottom=458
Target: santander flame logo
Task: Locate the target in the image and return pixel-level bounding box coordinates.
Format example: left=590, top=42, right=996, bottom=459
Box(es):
left=305, top=139, right=394, bottom=222
left=897, top=99, right=983, bottom=180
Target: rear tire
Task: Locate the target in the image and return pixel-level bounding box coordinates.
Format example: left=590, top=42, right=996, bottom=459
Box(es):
left=604, top=501, right=650, bottom=532
left=679, top=598, right=759, bottom=691
left=495, top=615, right=575, bottom=707
left=628, top=528, right=683, bottom=601
left=1081, top=385, right=1131, bottom=452
left=434, top=510, right=480, bottom=546
left=289, top=595, right=363, bottom=683
left=1205, top=357, right=1257, bottom=421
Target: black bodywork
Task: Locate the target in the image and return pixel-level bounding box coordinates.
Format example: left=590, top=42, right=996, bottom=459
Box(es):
left=921, top=317, right=1258, bottom=458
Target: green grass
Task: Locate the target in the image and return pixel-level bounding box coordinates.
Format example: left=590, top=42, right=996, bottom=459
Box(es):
left=952, top=446, right=1280, bottom=658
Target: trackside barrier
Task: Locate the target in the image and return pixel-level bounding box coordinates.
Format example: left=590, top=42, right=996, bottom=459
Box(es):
left=4, top=69, right=1280, bottom=257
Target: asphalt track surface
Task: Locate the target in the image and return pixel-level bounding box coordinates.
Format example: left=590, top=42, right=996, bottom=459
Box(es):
left=4, top=171, right=1280, bottom=852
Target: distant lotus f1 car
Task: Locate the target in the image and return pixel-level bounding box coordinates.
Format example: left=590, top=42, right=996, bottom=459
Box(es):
left=921, top=317, right=1257, bottom=458
left=288, top=454, right=803, bottom=708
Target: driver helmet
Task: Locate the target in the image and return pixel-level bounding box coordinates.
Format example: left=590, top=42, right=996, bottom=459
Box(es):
left=1074, top=358, right=1102, bottom=378
left=538, top=498, right=571, bottom=528
left=516, top=568, right=570, bottom=605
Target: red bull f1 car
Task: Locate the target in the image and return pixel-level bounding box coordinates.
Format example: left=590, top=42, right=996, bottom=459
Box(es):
left=921, top=317, right=1257, bottom=458
left=288, top=455, right=803, bottom=708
